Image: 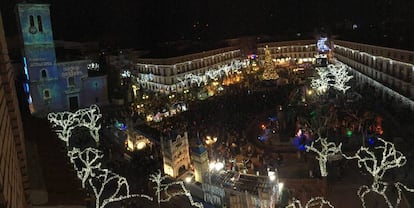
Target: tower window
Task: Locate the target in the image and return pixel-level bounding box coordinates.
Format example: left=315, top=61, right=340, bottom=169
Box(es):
left=43, top=89, right=51, bottom=99
left=41, top=69, right=48, bottom=79
left=37, top=16, right=43, bottom=32
left=68, top=77, right=75, bottom=86
left=29, top=15, right=35, bottom=27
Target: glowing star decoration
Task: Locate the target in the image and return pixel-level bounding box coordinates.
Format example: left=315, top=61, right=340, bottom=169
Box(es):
left=342, top=138, right=414, bottom=208
left=48, top=106, right=203, bottom=208
left=305, top=137, right=342, bottom=177
left=310, top=63, right=353, bottom=94
left=286, top=197, right=334, bottom=208
left=150, top=170, right=204, bottom=208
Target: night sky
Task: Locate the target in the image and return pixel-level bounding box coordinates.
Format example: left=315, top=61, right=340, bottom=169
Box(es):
left=1, top=0, right=414, bottom=49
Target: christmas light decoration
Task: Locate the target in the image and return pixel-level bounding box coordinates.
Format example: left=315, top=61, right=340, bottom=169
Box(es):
left=310, top=67, right=330, bottom=95
left=150, top=170, right=204, bottom=208
left=328, top=63, right=353, bottom=93
left=48, top=106, right=204, bottom=208
left=342, top=138, right=414, bottom=208
left=310, top=63, right=353, bottom=94
left=305, top=137, right=342, bottom=177
left=67, top=147, right=103, bottom=188
left=262, top=45, right=279, bottom=80
left=286, top=197, right=334, bottom=208
left=48, top=104, right=101, bottom=145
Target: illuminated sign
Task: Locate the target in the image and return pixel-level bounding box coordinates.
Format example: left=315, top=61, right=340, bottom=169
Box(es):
left=317, top=37, right=330, bottom=53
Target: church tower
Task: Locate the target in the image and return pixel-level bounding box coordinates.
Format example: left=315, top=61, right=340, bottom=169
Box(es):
left=191, top=134, right=209, bottom=183
left=16, top=3, right=60, bottom=115
left=160, top=132, right=191, bottom=178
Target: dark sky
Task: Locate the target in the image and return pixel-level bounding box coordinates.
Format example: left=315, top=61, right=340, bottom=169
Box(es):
left=2, top=0, right=414, bottom=49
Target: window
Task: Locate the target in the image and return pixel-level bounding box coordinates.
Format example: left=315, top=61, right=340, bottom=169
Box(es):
left=43, top=89, right=51, bottom=99
left=29, top=15, right=35, bottom=27
left=41, top=69, right=47, bottom=79
left=37, top=15, right=43, bottom=32
left=68, top=77, right=75, bottom=86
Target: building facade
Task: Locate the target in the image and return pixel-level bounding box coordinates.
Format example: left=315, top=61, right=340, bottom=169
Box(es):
left=257, top=40, right=318, bottom=64
left=16, top=3, right=108, bottom=116
left=133, top=47, right=243, bottom=94
left=160, top=132, right=191, bottom=178
left=0, top=12, right=30, bottom=208
left=333, top=40, right=414, bottom=110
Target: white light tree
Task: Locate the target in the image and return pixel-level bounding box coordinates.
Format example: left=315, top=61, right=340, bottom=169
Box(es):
left=305, top=137, right=342, bottom=177
left=328, top=63, right=353, bottom=93
left=76, top=105, right=102, bottom=144
left=310, top=67, right=330, bottom=95
left=150, top=170, right=204, bottom=208
left=286, top=197, right=334, bottom=208
left=343, top=138, right=414, bottom=208
left=67, top=147, right=103, bottom=188
left=48, top=106, right=204, bottom=208
left=47, top=111, right=80, bottom=146
left=310, top=63, right=353, bottom=95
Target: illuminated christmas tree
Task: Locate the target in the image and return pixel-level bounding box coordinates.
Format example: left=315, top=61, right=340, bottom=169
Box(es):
left=262, top=45, right=279, bottom=80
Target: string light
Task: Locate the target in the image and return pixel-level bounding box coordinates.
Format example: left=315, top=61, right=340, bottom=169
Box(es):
left=311, top=63, right=353, bottom=94
left=305, top=137, right=342, bottom=177
left=48, top=106, right=204, bottom=208
left=343, top=138, right=414, bottom=208
left=286, top=197, right=334, bottom=208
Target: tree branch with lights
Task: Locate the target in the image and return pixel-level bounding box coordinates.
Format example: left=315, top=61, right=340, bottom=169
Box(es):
left=48, top=105, right=203, bottom=208
left=286, top=197, right=334, bottom=208
left=150, top=170, right=204, bottom=208
left=311, top=63, right=353, bottom=95
left=306, top=137, right=342, bottom=177
left=342, top=138, right=414, bottom=208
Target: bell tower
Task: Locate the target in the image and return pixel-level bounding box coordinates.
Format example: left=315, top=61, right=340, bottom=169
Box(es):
left=16, top=3, right=60, bottom=115
left=191, top=134, right=209, bottom=183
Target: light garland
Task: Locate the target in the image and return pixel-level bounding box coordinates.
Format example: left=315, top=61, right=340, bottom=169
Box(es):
left=310, top=63, right=353, bottom=94
left=286, top=197, right=334, bottom=208
left=48, top=104, right=101, bottom=145
left=343, top=138, right=414, bottom=208
left=311, top=67, right=330, bottom=95
left=150, top=170, right=204, bottom=208
left=305, top=137, right=342, bottom=177
left=48, top=106, right=204, bottom=208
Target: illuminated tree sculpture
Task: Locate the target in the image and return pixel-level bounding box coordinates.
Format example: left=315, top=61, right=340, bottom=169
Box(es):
left=328, top=63, right=353, bottom=93
left=305, top=137, right=342, bottom=177
left=310, top=67, right=330, bottom=95
left=286, top=197, right=334, bottom=208
left=67, top=147, right=104, bottom=188
left=76, top=105, right=102, bottom=144
left=48, top=106, right=204, bottom=208
left=150, top=170, right=204, bottom=208
left=343, top=138, right=414, bottom=208
left=310, top=63, right=353, bottom=95
left=262, top=45, right=279, bottom=80
left=47, top=110, right=80, bottom=146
